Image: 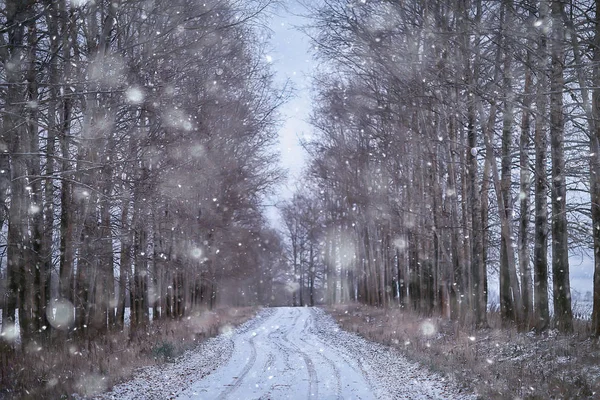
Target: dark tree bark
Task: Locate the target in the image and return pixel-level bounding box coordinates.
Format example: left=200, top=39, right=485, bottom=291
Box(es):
left=519, top=47, right=534, bottom=327
left=3, top=0, right=37, bottom=346
left=549, top=0, right=573, bottom=333
left=590, top=0, right=600, bottom=337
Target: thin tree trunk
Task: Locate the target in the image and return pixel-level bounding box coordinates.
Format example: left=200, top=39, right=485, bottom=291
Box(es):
left=519, top=45, right=534, bottom=327
left=448, top=109, right=463, bottom=321
left=481, top=151, right=491, bottom=313
left=116, top=191, right=131, bottom=330
left=59, top=6, right=76, bottom=309
left=591, top=0, right=600, bottom=337
left=25, top=14, right=46, bottom=339
left=550, top=0, right=573, bottom=332
left=533, top=0, right=551, bottom=333
left=467, top=74, right=486, bottom=326
left=3, top=0, right=36, bottom=346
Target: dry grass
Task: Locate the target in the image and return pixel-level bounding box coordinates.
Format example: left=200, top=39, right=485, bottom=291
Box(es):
left=327, top=304, right=600, bottom=399
left=0, top=307, right=257, bottom=399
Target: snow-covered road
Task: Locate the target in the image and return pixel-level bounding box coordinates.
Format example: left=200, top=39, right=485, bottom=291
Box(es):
left=177, top=307, right=373, bottom=399
left=100, top=307, right=474, bottom=399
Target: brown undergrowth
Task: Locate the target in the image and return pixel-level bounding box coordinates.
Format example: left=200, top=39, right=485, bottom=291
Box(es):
left=327, top=304, right=600, bottom=399
left=0, top=307, right=257, bottom=399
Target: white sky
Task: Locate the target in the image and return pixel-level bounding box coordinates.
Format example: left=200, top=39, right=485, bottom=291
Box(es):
left=264, top=1, right=314, bottom=226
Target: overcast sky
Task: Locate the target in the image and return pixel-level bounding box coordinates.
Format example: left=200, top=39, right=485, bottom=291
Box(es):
left=269, top=3, right=313, bottom=182
left=264, top=1, right=314, bottom=225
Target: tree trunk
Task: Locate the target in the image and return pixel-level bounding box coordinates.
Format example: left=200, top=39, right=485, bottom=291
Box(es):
left=519, top=58, right=534, bottom=328
left=58, top=6, right=76, bottom=309
left=448, top=109, right=464, bottom=321
left=591, top=0, right=600, bottom=337
left=117, top=192, right=131, bottom=329
left=532, top=0, right=551, bottom=333
left=549, top=0, right=573, bottom=333
left=3, top=0, right=36, bottom=346
left=467, top=88, right=486, bottom=327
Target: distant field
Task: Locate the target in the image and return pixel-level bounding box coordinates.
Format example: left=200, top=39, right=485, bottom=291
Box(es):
left=572, top=300, right=593, bottom=320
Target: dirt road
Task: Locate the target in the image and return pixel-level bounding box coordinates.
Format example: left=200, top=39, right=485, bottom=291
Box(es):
left=100, top=307, right=474, bottom=399
left=176, top=307, right=373, bottom=399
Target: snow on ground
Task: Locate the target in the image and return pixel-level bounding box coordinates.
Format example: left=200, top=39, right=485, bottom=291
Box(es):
left=94, top=309, right=273, bottom=400
left=97, top=307, right=474, bottom=399
left=309, top=308, right=475, bottom=400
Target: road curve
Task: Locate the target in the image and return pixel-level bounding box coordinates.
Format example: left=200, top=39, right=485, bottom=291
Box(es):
left=177, top=307, right=373, bottom=399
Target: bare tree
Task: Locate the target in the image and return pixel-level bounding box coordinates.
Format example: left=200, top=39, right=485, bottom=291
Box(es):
left=549, top=0, right=573, bottom=332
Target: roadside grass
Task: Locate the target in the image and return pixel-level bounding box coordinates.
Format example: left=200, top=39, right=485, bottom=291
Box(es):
left=0, top=307, right=257, bottom=399
left=327, top=304, right=600, bottom=399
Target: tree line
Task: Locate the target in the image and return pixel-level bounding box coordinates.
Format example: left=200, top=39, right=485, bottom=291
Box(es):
left=0, top=0, right=285, bottom=349
left=280, top=0, right=600, bottom=334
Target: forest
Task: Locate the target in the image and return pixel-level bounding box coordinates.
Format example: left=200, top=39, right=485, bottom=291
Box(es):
left=279, top=0, right=600, bottom=336
left=0, top=0, right=287, bottom=348
left=2, top=0, right=600, bottom=396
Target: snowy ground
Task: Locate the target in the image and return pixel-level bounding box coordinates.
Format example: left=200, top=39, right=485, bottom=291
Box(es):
left=98, top=307, right=474, bottom=399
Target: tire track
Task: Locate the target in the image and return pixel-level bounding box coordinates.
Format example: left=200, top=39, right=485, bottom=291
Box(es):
left=307, top=309, right=382, bottom=396
left=266, top=310, right=295, bottom=371
left=311, top=326, right=373, bottom=388
left=262, top=309, right=308, bottom=398
left=263, top=352, right=275, bottom=372
left=280, top=309, right=319, bottom=399
left=216, top=334, right=258, bottom=399
left=298, top=309, right=342, bottom=399
left=267, top=308, right=318, bottom=399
